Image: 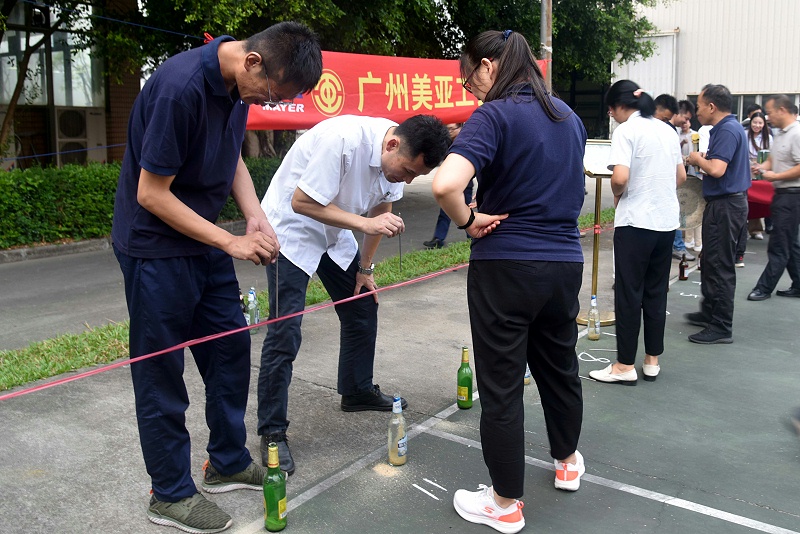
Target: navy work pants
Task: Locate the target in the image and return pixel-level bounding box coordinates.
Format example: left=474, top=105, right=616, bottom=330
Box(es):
left=114, top=246, right=253, bottom=502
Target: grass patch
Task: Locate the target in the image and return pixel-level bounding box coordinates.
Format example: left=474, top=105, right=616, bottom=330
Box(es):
left=0, top=206, right=619, bottom=393
left=578, top=207, right=615, bottom=230
left=0, top=241, right=472, bottom=392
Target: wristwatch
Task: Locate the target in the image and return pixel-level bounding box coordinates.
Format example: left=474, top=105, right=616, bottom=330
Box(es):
left=358, top=262, right=375, bottom=275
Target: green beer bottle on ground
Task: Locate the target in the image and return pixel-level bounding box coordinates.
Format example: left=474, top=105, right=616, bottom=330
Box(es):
left=263, top=442, right=287, bottom=532
left=457, top=346, right=473, bottom=409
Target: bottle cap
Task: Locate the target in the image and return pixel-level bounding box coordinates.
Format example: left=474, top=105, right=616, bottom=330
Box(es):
left=267, top=442, right=279, bottom=468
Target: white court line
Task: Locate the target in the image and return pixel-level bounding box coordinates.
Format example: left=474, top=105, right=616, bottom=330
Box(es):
left=232, top=400, right=469, bottom=534
left=235, top=390, right=797, bottom=534
left=426, top=428, right=799, bottom=534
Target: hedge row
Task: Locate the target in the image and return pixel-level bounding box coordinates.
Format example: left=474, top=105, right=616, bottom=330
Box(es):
left=0, top=158, right=281, bottom=250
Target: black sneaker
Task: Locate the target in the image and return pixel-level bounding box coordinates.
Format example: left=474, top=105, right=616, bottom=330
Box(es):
left=201, top=459, right=266, bottom=493
left=341, top=384, right=408, bottom=412
left=423, top=237, right=445, bottom=249
left=261, top=433, right=295, bottom=476
left=688, top=327, right=732, bottom=344
left=147, top=492, right=232, bottom=533
left=684, top=311, right=710, bottom=327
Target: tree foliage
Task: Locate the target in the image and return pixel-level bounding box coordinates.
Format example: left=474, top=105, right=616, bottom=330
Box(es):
left=444, top=0, right=656, bottom=87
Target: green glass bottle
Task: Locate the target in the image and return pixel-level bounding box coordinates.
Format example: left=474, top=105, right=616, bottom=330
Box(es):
left=457, top=346, right=473, bottom=409
left=263, top=442, right=287, bottom=532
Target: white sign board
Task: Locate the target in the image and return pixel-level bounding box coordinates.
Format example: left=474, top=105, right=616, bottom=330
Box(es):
left=583, top=140, right=612, bottom=178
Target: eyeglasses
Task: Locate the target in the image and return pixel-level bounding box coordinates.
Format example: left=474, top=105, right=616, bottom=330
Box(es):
left=262, top=67, right=294, bottom=108
left=461, top=58, right=492, bottom=94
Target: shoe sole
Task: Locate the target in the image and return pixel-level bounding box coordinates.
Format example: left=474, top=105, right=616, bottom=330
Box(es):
left=148, top=513, right=232, bottom=534
left=686, top=320, right=708, bottom=327
left=776, top=293, right=800, bottom=298
left=554, top=478, right=582, bottom=491
left=589, top=377, right=637, bottom=386
left=642, top=374, right=658, bottom=382
left=453, top=501, right=525, bottom=534
left=688, top=336, right=733, bottom=344
left=201, top=482, right=262, bottom=494
left=341, top=401, right=408, bottom=413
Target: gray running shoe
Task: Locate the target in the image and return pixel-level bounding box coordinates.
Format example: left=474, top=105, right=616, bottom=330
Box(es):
left=147, top=492, right=232, bottom=533
left=202, top=459, right=266, bottom=494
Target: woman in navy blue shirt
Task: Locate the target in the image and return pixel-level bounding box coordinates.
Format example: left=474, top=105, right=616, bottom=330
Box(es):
left=433, top=29, right=587, bottom=533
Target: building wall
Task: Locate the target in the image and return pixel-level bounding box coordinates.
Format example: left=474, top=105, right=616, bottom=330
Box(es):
left=638, top=0, right=800, bottom=97
left=107, top=70, right=139, bottom=163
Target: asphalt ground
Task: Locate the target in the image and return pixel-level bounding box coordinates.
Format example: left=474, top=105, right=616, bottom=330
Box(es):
left=2, top=177, right=799, bottom=533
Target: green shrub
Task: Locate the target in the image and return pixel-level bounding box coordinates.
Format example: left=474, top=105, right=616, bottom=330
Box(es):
left=0, top=158, right=281, bottom=249
left=0, top=163, right=120, bottom=249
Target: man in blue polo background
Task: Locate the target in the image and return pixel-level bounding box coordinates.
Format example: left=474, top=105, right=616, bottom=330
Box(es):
left=685, top=84, right=751, bottom=344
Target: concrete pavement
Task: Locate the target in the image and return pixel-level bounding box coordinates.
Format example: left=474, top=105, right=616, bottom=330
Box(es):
left=1, top=231, right=799, bottom=533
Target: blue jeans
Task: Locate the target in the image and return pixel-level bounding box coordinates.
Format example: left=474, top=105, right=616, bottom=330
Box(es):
left=433, top=181, right=474, bottom=241
left=115, top=246, right=253, bottom=502
left=257, top=252, right=378, bottom=435
left=673, top=231, right=685, bottom=250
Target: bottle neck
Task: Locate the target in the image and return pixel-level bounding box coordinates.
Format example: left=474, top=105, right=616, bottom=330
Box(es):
left=267, top=445, right=279, bottom=468
left=392, top=397, right=402, bottom=414
left=461, top=347, right=469, bottom=363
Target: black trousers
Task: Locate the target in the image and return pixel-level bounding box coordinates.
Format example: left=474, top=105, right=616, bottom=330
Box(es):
left=754, top=190, right=800, bottom=293
left=699, top=195, right=748, bottom=336
left=257, top=252, right=378, bottom=436
left=613, top=227, right=674, bottom=364
left=468, top=259, right=583, bottom=499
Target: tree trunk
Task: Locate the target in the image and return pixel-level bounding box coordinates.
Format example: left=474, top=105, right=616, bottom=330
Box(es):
left=0, top=33, right=45, bottom=153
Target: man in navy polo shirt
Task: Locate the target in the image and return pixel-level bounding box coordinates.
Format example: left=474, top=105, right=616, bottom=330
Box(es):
left=685, top=84, right=751, bottom=344
left=112, top=22, right=321, bottom=533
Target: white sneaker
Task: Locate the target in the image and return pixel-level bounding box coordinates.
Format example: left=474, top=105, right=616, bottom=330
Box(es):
left=588, top=364, right=637, bottom=385
left=693, top=245, right=703, bottom=252
left=453, top=484, right=525, bottom=534
left=554, top=450, right=585, bottom=491
left=684, top=240, right=695, bottom=249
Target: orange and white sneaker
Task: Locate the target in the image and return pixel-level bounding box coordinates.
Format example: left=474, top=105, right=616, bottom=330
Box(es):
left=452, top=484, right=525, bottom=534
left=554, top=450, right=585, bottom=491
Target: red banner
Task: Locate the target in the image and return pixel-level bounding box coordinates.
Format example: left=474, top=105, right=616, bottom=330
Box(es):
left=247, top=51, right=549, bottom=130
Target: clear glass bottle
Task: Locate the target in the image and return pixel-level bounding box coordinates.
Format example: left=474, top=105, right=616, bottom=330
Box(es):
left=457, top=346, right=473, bottom=409
left=263, top=442, right=287, bottom=532
left=523, top=364, right=532, bottom=385
left=587, top=295, right=601, bottom=341
left=387, top=394, right=407, bottom=466
left=248, top=287, right=260, bottom=334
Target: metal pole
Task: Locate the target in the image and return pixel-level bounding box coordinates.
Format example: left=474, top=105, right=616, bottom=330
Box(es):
left=540, top=0, right=552, bottom=91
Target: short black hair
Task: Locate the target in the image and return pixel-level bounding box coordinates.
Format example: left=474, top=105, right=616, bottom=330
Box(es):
left=394, top=115, right=451, bottom=169
left=701, top=84, right=733, bottom=112
left=678, top=99, right=695, bottom=116
left=765, top=94, right=794, bottom=113
left=745, top=103, right=762, bottom=117
left=654, top=94, right=678, bottom=114
left=245, top=22, right=322, bottom=95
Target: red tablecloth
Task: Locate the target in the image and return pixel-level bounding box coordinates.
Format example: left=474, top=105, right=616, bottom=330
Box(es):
left=748, top=180, right=773, bottom=219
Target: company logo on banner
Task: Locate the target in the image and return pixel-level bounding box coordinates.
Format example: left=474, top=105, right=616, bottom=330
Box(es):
left=246, top=51, right=549, bottom=131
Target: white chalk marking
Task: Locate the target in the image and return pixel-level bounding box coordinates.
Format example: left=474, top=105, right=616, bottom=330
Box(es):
left=423, top=478, right=447, bottom=491
left=413, top=483, right=440, bottom=500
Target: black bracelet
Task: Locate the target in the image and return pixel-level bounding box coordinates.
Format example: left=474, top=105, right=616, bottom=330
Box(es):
left=457, top=210, right=475, bottom=230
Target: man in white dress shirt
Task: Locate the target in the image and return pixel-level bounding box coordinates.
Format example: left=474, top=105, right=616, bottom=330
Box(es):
left=256, top=114, right=450, bottom=474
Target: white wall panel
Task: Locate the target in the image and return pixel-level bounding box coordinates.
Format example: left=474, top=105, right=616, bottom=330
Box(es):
left=634, top=0, right=800, bottom=97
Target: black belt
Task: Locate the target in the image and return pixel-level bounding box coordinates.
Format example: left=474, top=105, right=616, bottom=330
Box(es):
left=775, top=187, right=800, bottom=194
left=704, top=191, right=746, bottom=201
